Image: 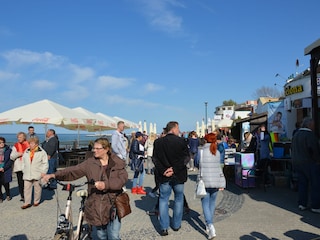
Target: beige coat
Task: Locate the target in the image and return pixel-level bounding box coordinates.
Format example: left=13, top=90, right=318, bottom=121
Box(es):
left=22, top=146, right=48, bottom=180
left=10, top=146, right=25, bottom=172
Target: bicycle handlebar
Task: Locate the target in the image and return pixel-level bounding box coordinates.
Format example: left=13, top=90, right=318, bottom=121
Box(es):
left=46, top=178, right=95, bottom=192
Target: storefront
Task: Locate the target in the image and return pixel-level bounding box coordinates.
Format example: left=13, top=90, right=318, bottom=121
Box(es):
left=283, top=71, right=320, bottom=139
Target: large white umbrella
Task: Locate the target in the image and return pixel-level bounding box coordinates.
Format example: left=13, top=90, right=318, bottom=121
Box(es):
left=0, top=99, right=95, bottom=145
left=73, top=107, right=117, bottom=131
left=0, top=99, right=93, bottom=129
left=113, top=116, right=139, bottom=129
left=96, top=112, right=118, bottom=129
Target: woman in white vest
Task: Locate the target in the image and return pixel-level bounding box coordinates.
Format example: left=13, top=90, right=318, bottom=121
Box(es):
left=198, top=133, right=226, bottom=240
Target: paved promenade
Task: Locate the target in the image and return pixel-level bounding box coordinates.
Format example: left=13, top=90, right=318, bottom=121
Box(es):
left=0, top=168, right=319, bottom=240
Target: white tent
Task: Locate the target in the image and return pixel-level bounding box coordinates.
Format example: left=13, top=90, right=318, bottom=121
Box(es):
left=153, top=123, right=157, bottom=134
left=149, top=122, right=154, bottom=134
left=138, top=121, right=143, bottom=132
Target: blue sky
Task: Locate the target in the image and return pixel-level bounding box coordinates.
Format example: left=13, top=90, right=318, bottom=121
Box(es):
left=0, top=0, right=319, bottom=134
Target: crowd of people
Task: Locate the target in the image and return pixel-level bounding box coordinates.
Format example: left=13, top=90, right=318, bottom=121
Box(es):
left=1, top=116, right=319, bottom=239
left=0, top=127, right=60, bottom=208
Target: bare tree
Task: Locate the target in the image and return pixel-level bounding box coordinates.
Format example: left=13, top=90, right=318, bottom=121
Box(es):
left=222, top=99, right=237, bottom=106
left=252, top=86, right=284, bottom=99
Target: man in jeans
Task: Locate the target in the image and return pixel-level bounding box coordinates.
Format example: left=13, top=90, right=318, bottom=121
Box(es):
left=153, top=121, right=190, bottom=236
left=291, top=117, right=320, bottom=213
left=111, top=121, right=127, bottom=162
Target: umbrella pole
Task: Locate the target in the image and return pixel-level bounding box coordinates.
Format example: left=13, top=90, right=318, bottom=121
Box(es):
left=77, top=125, right=80, bottom=148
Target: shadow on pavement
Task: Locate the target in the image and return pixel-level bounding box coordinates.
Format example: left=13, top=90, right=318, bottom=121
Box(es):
left=10, top=235, right=28, bottom=240
left=239, top=230, right=320, bottom=240
left=284, top=229, right=320, bottom=240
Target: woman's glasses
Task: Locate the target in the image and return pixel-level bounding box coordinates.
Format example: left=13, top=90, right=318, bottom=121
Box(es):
left=92, top=147, right=104, bottom=150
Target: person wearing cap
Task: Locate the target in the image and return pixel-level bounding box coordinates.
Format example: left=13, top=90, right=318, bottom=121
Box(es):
left=129, top=131, right=146, bottom=194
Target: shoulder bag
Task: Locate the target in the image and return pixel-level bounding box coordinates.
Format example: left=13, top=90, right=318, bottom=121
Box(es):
left=108, top=192, right=132, bottom=220
left=195, top=148, right=207, bottom=198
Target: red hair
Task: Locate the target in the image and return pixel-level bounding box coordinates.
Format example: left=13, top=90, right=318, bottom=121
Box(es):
left=204, top=133, right=217, bottom=155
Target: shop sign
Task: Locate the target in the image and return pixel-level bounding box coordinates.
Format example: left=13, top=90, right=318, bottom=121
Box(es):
left=285, top=85, right=303, bottom=96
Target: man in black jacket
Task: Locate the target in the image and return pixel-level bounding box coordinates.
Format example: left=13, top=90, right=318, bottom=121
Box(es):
left=291, top=117, right=320, bottom=213
left=153, top=121, right=190, bottom=236
left=42, top=129, right=59, bottom=189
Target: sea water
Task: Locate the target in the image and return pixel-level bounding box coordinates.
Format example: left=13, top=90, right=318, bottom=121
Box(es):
left=0, top=133, right=111, bottom=149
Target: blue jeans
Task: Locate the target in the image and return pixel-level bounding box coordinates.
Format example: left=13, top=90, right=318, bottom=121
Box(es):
left=47, top=158, right=57, bottom=189
left=201, top=188, right=219, bottom=225
left=132, top=167, right=145, bottom=188
left=95, top=215, right=121, bottom=240
left=159, top=180, right=184, bottom=230
left=296, top=162, right=320, bottom=209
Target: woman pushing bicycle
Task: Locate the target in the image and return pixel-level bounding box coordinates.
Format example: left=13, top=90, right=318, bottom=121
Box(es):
left=42, top=137, right=128, bottom=240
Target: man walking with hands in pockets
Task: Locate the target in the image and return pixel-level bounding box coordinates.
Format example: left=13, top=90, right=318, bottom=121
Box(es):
left=152, top=121, right=190, bottom=236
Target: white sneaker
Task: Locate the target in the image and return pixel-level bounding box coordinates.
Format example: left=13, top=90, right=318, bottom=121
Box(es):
left=311, top=208, right=320, bottom=213
left=208, top=224, right=216, bottom=239
left=298, top=205, right=307, bottom=211
left=205, top=224, right=209, bottom=233
left=122, top=186, right=127, bottom=192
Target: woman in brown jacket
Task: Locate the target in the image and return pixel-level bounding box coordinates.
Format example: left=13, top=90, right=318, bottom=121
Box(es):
left=42, top=137, right=128, bottom=240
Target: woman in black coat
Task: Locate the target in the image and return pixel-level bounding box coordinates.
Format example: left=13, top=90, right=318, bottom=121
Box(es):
left=0, top=137, right=13, bottom=202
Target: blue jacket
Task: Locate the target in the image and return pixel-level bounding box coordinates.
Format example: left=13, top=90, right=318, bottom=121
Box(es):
left=129, top=139, right=145, bottom=172
left=189, top=138, right=199, bottom=154
left=0, top=145, right=13, bottom=183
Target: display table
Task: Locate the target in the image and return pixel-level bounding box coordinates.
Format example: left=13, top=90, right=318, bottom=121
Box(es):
left=234, top=152, right=255, bottom=188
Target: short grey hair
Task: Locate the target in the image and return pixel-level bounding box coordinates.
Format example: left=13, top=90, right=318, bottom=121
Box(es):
left=301, top=117, right=313, bottom=128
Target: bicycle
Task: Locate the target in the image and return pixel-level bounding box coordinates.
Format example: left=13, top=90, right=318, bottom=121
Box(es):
left=48, top=179, right=95, bottom=240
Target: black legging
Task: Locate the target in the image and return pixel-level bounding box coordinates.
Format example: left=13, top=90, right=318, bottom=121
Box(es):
left=0, top=173, right=10, bottom=199
left=16, top=171, right=24, bottom=199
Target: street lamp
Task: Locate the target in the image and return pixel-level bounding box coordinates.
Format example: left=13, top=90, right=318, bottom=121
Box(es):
left=204, top=102, right=208, bottom=134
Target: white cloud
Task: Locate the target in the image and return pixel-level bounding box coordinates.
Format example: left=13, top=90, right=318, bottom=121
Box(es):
left=105, top=94, right=160, bottom=108
left=0, top=70, right=19, bottom=80
left=61, top=86, right=90, bottom=101
left=1, top=49, right=66, bottom=68
left=31, top=79, right=57, bottom=90
left=143, top=83, right=164, bottom=93
left=69, top=64, right=95, bottom=83
left=138, top=0, right=184, bottom=34
left=97, top=75, right=134, bottom=89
